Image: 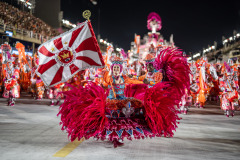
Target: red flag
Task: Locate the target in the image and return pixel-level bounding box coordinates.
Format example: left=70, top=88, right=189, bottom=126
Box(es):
left=36, top=20, right=104, bottom=87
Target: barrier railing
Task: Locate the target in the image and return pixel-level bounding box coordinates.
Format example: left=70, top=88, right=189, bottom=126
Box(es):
left=0, top=21, right=51, bottom=43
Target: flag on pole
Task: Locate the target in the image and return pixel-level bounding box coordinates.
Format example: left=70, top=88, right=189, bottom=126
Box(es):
left=36, top=20, right=105, bottom=87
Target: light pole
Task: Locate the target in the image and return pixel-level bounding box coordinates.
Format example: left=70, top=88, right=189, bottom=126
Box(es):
left=90, top=0, right=100, bottom=40
left=98, top=6, right=100, bottom=40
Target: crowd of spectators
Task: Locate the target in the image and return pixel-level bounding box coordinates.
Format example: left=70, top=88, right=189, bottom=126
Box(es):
left=0, top=2, right=58, bottom=39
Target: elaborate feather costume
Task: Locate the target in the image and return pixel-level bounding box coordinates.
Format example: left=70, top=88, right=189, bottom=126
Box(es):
left=1, top=43, right=20, bottom=106
left=219, top=60, right=238, bottom=117
left=58, top=47, right=190, bottom=147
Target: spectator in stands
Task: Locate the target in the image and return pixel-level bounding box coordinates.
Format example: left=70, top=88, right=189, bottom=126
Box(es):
left=0, top=2, right=58, bottom=39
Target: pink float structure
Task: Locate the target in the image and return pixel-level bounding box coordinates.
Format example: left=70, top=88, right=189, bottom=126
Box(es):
left=129, top=12, right=176, bottom=64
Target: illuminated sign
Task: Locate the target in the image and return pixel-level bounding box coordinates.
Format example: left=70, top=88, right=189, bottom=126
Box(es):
left=5, top=31, right=13, bottom=37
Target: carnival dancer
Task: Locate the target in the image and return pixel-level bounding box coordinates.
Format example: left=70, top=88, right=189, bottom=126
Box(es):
left=104, top=46, right=114, bottom=70
left=148, top=44, right=156, bottom=57
left=1, top=42, right=20, bottom=106
left=30, top=53, right=45, bottom=100
left=16, top=42, right=31, bottom=92
left=30, top=54, right=38, bottom=98
left=219, top=60, right=238, bottom=117
left=179, top=89, right=191, bottom=114
left=48, top=83, right=64, bottom=106
left=147, top=12, right=162, bottom=40
left=195, top=58, right=208, bottom=108
left=128, top=64, right=136, bottom=76
left=215, top=62, right=223, bottom=103
left=2, top=62, right=20, bottom=106
left=138, top=53, right=163, bottom=87
left=205, top=63, right=220, bottom=102
left=4, top=76, right=20, bottom=106
left=94, top=68, right=105, bottom=87
left=35, top=77, right=45, bottom=100
left=120, top=49, right=130, bottom=76
left=136, top=61, right=145, bottom=78
left=58, top=47, right=190, bottom=148
left=84, top=68, right=96, bottom=81
left=1, top=42, right=12, bottom=81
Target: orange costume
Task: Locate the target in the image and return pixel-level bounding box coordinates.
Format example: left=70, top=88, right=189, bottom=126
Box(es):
left=194, top=58, right=209, bottom=108
left=103, top=56, right=143, bottom=99
left=139, top=53, right=163, bottom=87
left=138, top=72, right=162, bottom=87
left=16, top=42, right=31, bottom=91
left=36, top=77, right=45, bottom=99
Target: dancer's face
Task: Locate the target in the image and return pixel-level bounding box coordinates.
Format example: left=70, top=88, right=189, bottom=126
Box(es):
left=116, top=52, right=121, bottom=57
left=147, top=63, right=154, bottom=72
left=113, top=65, right=120, bottom=76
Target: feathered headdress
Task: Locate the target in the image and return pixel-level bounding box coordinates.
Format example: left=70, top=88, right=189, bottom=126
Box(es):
left=120, top=49, right=128, bottom=59
left=223, top=61, right=232, bottom=76
left=110, top=56, right=123, bottom=65
left=147, top=12, right=162, bottom=31
left=144, top=53, right=155, bottom=65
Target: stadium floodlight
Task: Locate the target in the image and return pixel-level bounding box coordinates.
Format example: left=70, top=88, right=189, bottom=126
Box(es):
left=223, top=39, right=228, bottom=44
left=65, top=20, right=70, bottom=25
left=193, top=53, right=200, bottom=58
left=90, top=0, right=97, bottom=5
left=62, top=19, right=76, bottom=28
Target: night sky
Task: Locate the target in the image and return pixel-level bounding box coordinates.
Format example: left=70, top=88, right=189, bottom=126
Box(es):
left=61, top=0, right=240, bottom=54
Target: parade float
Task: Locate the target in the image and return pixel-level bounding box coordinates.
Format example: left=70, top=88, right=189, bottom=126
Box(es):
left=129, top=12, right=175, bottom=64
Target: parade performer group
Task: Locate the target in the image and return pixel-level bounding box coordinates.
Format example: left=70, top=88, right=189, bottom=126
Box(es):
left=189, top=57, right=240, bottom=117
left=0, top=11, right=239, bottom=150
left=0, top=42, right=69, bottom=106
left=27, top=17, right=190, bottom=148
left=1, top=40, right=238, bottom=118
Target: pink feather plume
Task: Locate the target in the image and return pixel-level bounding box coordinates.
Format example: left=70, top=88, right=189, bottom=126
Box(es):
left=147, top=12, right=162, bottom=31
left=120, top=49, right=128, bottom=59
left=58, top=82, right=109, bottom=141
left=143, top=47, right=190, bottom=137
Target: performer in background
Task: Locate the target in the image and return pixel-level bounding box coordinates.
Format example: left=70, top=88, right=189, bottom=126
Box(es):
left=219, top=60, right=238, bottom=117
left=138, top=53, right=163, bottom=87
left=48, top=83, right=64, bottom=106
left=1, top=42, right=20, bottom=106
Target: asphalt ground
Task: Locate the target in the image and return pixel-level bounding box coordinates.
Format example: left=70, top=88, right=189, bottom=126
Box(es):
left=0, top=97, right=239, bottom=160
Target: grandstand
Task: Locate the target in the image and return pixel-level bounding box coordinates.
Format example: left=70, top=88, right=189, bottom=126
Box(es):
left=0, top=0, right=120, bottom=56
left=189, top=31, right=240, bottom=63
left=0, top=1, right=60, bottom=54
